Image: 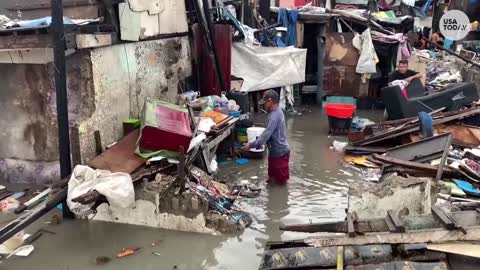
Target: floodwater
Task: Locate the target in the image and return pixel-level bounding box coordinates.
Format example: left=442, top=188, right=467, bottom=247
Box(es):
left=2, top=106, right=377, bottom=270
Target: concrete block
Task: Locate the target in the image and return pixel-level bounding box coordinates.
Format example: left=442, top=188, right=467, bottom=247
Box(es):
left=191, top=196, right=199, bottom=210
left=172, top=197, right=180, bottom=211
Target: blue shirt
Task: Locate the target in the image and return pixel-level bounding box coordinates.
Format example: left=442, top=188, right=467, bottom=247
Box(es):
left=251, top=109, right=290, bottom=157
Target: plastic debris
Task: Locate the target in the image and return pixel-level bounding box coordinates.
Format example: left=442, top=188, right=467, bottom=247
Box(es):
left=116, top=247, right=140, bottom=258
left=96, top=256, right=111, bottom=265
left=332, top=141, right=348, bottom=152
left=235, top=158, right=250, bottom=165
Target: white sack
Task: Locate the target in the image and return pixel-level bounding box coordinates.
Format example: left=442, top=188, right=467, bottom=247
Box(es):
left=232, top=43, right=307, bottom=92
left=67, top=165, right=135, bottom=217
left=352, top=29, right=378, bottom=74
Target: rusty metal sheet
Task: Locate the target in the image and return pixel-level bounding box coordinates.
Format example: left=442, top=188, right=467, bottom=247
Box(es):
left=324, top=33, right=369, bottom=97
left=87, top=129, right=145, bottom=174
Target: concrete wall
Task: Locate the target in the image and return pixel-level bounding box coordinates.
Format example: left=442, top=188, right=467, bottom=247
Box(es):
left=0, top=36, right=191, bottom=184
left=77, top=37, right=191, bottom=164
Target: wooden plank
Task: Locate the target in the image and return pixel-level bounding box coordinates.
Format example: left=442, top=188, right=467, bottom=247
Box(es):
left=435, top=133, right=453, bottom=181
left=387, top=210, right=405, bottom=233
left=384, top=215, right=397, bottom=232
left=87, top=129, right=145, bottom=174
left=355, top=107, right=480, bottom=146
left=431, top=206, right=466, bottom=233
left=337, top=246, right=344, bottom=270
left=3, top=0, right=98, bottom=9
left=346, top=212, right=355, bottom=237
left=75, top=34, right=112, bottom=49
left=431, top=206, right=456, bottom=230
left=386, top=133, right=451, bottom=162
left=372, top=154, right=455, bottom=175
left=306, top=226, right=480, bottom=247
left=427, top=242, right=480, bottom=258
left=0, top=34, right=51, bottom=49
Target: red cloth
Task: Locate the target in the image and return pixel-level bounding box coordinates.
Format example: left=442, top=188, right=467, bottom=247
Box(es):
left=268, top=153, right=290, bottom=185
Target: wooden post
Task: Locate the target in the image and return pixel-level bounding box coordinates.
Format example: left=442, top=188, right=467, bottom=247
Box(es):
left=51, top=0, right=74, bottom=219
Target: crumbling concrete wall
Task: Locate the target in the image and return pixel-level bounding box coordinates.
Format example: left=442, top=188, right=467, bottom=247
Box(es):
left=0, top=51, right=93, bottom=184
left=350, top=175, right=433, bottom=219
left=77, top=37, right=191, bottom=164
left=0, top=37, right=191, bottom=184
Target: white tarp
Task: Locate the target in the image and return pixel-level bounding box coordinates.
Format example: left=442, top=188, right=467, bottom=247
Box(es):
left=67, top=165, right=135, bottom=217
left=231, top=43, right=307, bottom=92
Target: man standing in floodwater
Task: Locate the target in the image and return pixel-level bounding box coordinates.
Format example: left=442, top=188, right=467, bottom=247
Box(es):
left=241, top=90, right=290, bottom=185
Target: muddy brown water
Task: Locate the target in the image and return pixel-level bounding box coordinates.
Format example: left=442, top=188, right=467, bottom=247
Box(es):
left=2, top=107, right=380, bottom=270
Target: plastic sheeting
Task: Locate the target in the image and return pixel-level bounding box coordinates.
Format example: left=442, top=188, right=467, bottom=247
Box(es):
left=231, top=43, right=307, bottom=92
left=67, top=165, right=135, bottom=217
left=352, top=29, right=379, bottom=74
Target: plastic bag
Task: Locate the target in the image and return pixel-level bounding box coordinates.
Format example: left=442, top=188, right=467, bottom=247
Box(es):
left=67, top=165, right=135, bottom=217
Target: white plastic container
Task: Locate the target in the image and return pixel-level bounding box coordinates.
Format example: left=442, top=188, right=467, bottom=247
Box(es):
left=247, top=127, right=266, bottom=152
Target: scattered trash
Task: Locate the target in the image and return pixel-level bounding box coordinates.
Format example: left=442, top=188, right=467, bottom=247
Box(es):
left=250, top=176, right=259, bottom=180
left=351, top=117, right=375, bottom=131
left=332, top=141, right=349, bottom=152
left=96, top=256, right=111, bottom=265
left=152, top=252, right=162, bottom=256
left=235, top=158, right=250, bottom=165
left=116, top=247, right=140, bottom=258
left=339, top=169, right=353, bottom=177
left=6, top=245, right=34, bottom=258
left=49, top=214, right=62, bottom=225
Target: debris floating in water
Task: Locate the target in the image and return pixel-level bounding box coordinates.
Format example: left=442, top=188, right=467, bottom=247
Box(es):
left=96, top=256, right=111, bottom=265
left=339, top=170, right=353, bottom=177
left=116, top=247, right=140, bottom=258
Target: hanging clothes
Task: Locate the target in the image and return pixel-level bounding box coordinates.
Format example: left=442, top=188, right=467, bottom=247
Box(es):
left=371, top=31, right=411, bottom=64
left=277, top=8, right=299, bottom=47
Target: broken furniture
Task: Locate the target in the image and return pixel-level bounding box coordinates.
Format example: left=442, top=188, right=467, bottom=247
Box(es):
left=382, top=80, right=479, bottom=120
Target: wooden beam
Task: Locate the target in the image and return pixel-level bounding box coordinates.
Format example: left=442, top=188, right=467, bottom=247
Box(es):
left=387, top=210, right=405, bottom=233
left=372, top=154, right=454, bottom=175
left=346, top=212, right=355, bottom=237
left=435, top=133, right=453, bottom=181
left=0, top=34, right=52, bottom=50
left=4, top=0, right=99, bottom=10
left=75, top=33, right=112, bottom=49
left=306, top=226, right=480, bottom=247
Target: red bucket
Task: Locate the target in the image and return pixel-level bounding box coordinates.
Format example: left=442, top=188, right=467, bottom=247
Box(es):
left=325, top=103, right=356, bottom=119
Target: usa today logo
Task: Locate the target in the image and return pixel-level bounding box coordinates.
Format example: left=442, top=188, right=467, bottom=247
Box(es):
left=440, top=10, right=471, bottom=41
